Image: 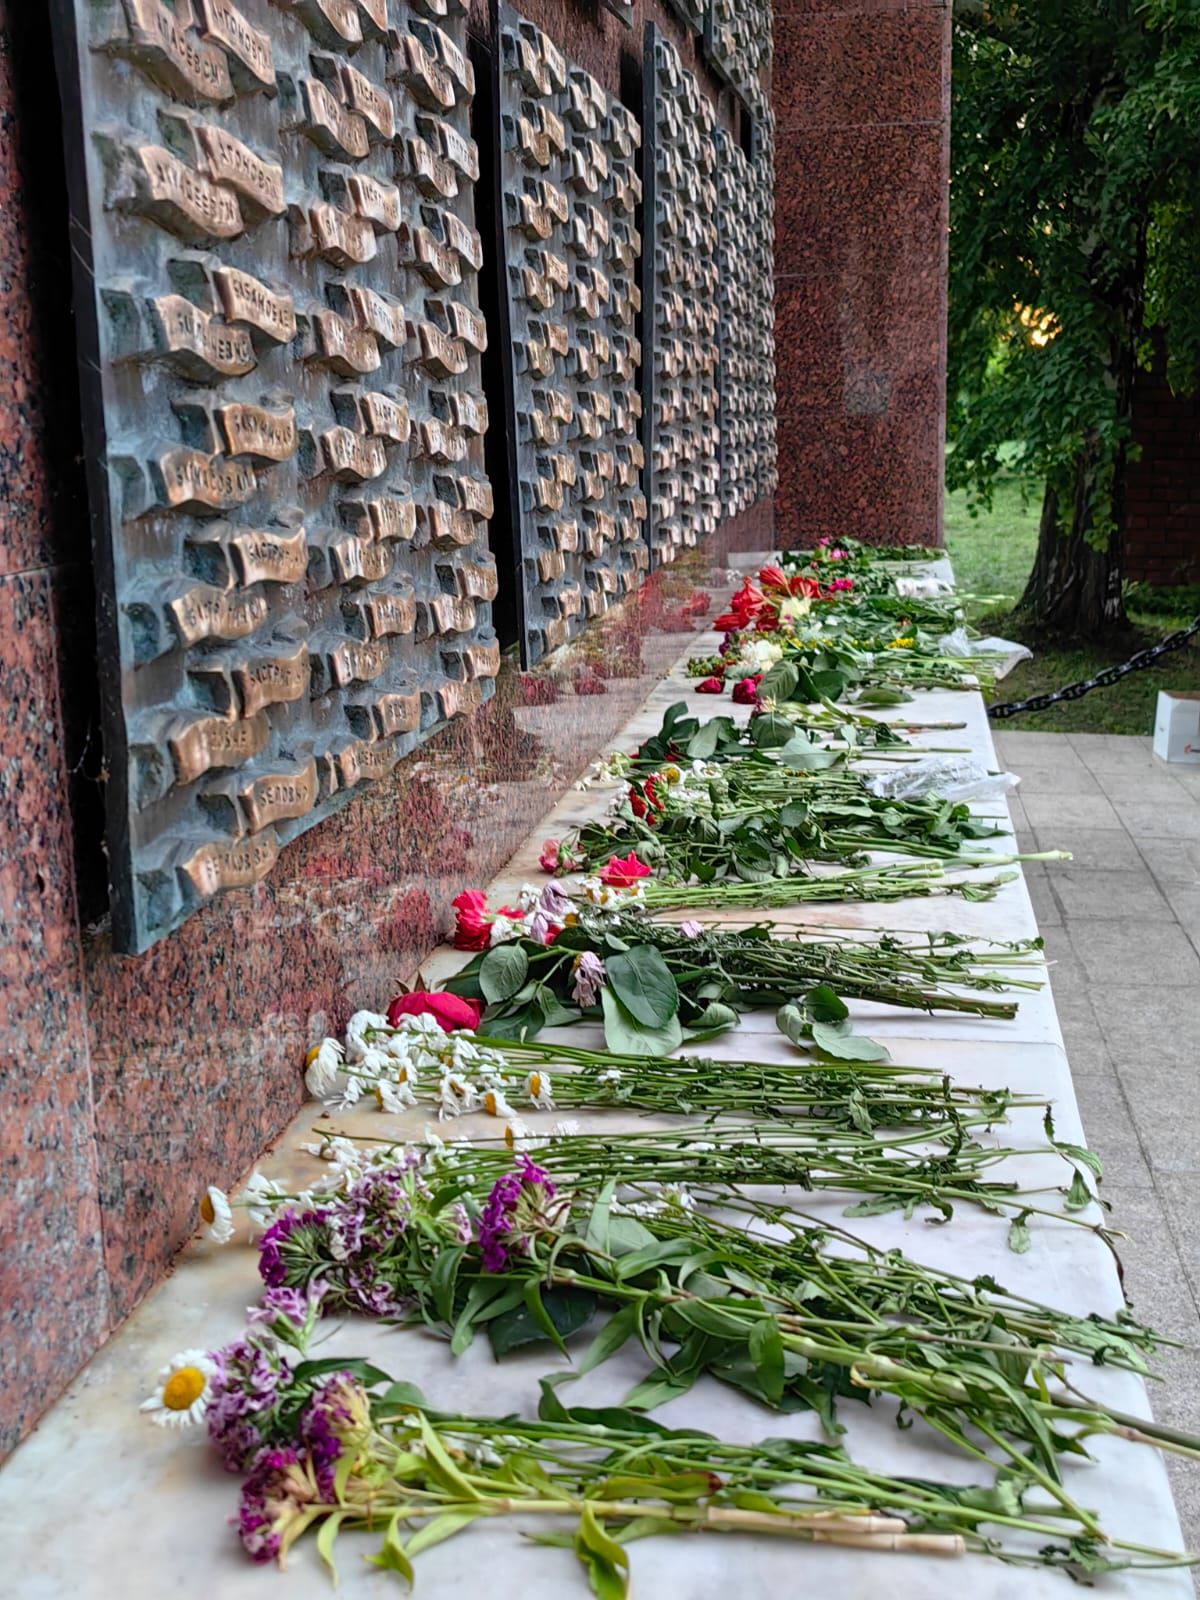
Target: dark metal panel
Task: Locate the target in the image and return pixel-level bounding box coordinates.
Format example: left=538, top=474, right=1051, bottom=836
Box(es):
left=497, top=3, right=647, bottom=665
left=48, top=0, right=498, bottom=952
left=642, top=23, right=719, bottom=566
left=704, top=0, right=772, bottom=118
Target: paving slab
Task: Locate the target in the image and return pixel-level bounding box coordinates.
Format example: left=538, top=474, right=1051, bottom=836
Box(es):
left=1051, top=869, right=1173, bottom=921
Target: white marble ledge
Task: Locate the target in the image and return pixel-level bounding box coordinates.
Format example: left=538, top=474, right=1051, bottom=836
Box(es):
left=3, top=621, right=1188, bottom=1598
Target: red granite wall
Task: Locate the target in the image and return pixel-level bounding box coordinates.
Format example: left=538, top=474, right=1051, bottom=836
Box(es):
left=0, top=1, right=772, bottom=1456
left=773, top=0, right=950, bottom=548
left=1125, top=353, right=1200, bottom=586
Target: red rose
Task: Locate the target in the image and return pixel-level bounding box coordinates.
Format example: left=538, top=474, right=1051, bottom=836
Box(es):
left=387, top=992, right=482, bottom=1032
left=732, top=675, right=762, bottom=705
left=600, top=852, right=652, bottom=887
left=451, top=889, right=491, bottom=950
left=696, top=676, right=724, bottom=694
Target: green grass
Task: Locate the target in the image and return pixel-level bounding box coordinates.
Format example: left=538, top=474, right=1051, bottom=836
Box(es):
left=943, top=478, right=1200, bottom=734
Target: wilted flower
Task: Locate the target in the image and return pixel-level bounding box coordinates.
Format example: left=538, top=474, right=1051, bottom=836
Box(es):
left=476, top=1156, right=560, bottom=1272
left=304, top=1039, right=343, bottom=1098
left=571, top=950, right=606, bottom=1007
left=199, top=1185, right=234, bottom=1243
left=695, top=676, right=724, bottom=694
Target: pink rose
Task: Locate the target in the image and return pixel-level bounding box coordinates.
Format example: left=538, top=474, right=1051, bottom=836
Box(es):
left=696, top=676, right=724, bottom=694
left=539, top=839, right=560, bottom=873
left=599, top=852, right=652, bottom=888
left=732, top=675, right=762, bottom=705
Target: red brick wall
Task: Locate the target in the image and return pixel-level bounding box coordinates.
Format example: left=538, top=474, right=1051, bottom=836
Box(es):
left=1125, top=355, right=1200, bottom=585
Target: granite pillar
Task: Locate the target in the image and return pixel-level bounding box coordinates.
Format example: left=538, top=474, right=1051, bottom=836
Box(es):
left=773, top=0, right=950, bottom=547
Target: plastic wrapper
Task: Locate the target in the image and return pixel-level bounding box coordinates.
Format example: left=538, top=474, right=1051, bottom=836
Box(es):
left=865, top=755, right=1020, bottom=803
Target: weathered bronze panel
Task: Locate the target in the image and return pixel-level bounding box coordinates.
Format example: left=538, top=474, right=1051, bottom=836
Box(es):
left=51, top=0, right=498, bottom=951
left=642, top=27, right=720, bottom=564
left=497, top=6, right=647, bottom=666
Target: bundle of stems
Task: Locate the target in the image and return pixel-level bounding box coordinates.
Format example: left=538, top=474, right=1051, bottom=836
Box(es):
left=262, top=1147, right=1200, bottom=1525
left=572, top=766, right=1015, bottom=873
left=411, top=1028, right=1035, bottom=1131
left=634, top=863, right=1023, bottom=910
left=216, top=1364, right=1197, bottom=1584
left=339, top=1121, right=1099, bottom=1240
left=567, top=911, right=1043, bottom=1018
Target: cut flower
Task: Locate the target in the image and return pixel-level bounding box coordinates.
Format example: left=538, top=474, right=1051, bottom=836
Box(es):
left=386, top=991, right=482, bottom=1032
left=140, top=1349, right=216, bottom=1428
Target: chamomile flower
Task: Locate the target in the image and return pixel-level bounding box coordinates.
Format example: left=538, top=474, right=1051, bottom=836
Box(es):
left=375, top=1080, right=417, bottom=1114
left=241, top=1172, right=286, bottom=1232
left=304, top=1039, right=343, bottom=1098
left=139, top=1350, right=216, bottom=1427
left=344, top=1010, right=389, bottom=1060
left=481, top=1086, right=515, bottom=1119
left=437, top=1072, right=478, bottom=1118
left=199, top=1185, right=234, bottom=1243
left=525, top=1071, right=555, bottom=1110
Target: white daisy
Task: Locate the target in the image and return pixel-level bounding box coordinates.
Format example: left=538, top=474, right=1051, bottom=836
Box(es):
left=375, top=1080, right=417, bottom=1114
left=241, top=1172, right=286, bottom=1231
left=480, top=1086, right=515, bottom=1119
left=525, top=1071, right=555, bottom=1110
left=437, top=1072, right=478, bottom=1118
left=304, top=1039, right=344, bottom=1097
left=344, top=1010, right=389, bottom=1061
left=139, top=1350, right=216, bottom=1428
left=199, top=1185, right=233, bottom=1243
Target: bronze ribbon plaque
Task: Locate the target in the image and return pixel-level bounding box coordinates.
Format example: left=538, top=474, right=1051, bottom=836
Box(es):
left=495, top=5, right=647, bottom=666
left=642, top=27, right=720, bottom=564
left=49, top=0, right=499, bottom=951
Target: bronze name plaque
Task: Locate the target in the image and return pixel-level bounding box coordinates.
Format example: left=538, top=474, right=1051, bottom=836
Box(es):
left=497, top=10, right=647, bottom=664
left=52, top=0, right=498, bottom=950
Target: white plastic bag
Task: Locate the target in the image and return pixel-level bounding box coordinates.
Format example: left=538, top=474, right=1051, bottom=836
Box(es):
left=866, top=755, right=1020, bottom=803
left=894, top=575, right=952, bottom=599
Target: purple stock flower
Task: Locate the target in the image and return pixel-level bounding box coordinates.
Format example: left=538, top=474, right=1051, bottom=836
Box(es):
left=258, top=1207, right=329, bottom=1290
left=206, top=1334, right=286, bottom=1472
left=477, top=1156, right=557, bottom=1273
left=236, top=1446, right=318, bottom=1564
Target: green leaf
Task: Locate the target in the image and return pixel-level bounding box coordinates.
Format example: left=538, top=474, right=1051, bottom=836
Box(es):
left=575, top=1304, right=641, bottom=1377
left=479, top=943, right=529, bottom=1004
left=315, top=1511, right=344, bottom=1583
left=811, top=1019, right=891, bottom=1062
left=1008, top=1214, right=1033, bottom=1254
left=600, top=986, right=683, bottom=1057
left=605, top=946, right=679, bottom=1027
left=404, top=1509, right=484, bottom=1558
left=775, top=1002, right=812, bottom=1047
left=292, top=1356, right=392, bottom=1387
left=486, top=1285, right=598, bottom=1356
left=749, top=711, right=794, bottom=748
left=367, top=1513, right=415, bottom=1581
left=376, top=1380, right=428, bottom=1413
left=803, top=983, right=849, bottom=1023
left=683, top=1000, right=738, bottom=1040
left=574, top=1504, right=630, bottom=1600
left=758, top=659, right=799, bottom=701
left=748, top=1318, right=786, bottom=1404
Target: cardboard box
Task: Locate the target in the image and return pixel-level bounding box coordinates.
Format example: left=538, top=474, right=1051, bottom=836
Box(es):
left=1152, top=690, right=1200, bottom=764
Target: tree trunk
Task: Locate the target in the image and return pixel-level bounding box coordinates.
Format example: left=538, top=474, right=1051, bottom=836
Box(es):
left=1018, top=459, right=1127, bottom=637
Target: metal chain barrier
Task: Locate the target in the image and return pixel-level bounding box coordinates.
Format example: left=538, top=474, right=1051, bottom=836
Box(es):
left=987, top=612, right=1200, bottom=719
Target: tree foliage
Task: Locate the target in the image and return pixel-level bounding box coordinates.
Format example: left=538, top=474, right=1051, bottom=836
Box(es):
left=947, top=1, right=1200, bottom=634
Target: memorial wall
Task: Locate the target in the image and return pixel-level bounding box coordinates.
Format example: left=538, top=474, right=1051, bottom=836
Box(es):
left=0, top=0, right=774, bottom=1455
